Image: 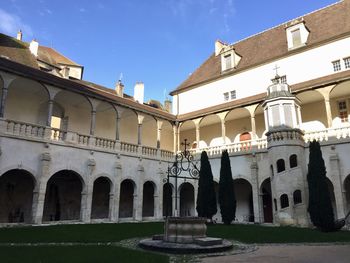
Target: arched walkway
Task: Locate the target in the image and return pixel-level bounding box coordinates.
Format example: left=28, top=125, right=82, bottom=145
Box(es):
left=142, top=181, right=155, bottom=217
left=95, top=102, right=117, bottom=140
left=179, top=182, right=195, bottom=217
left=43, top=170, right=83, bottom=221
left=330, top=80, right=350, bottom=127
left=179, top=121, right=196, bottom=149
left=199, top=114, right=222, bottom=147
left=119, top=179, right=135, bottom=218
left=141, top=115, right=157, bottom=148
left=160, top=121, right=174, bottom=151
left=163, top=183, right=173, bottom=217
left=225, top=108, right=251, bottom=143
left=119, top=109, right=138, bottom=144
left=91, top=177, right=111, bottom=219
left=0, top=169, right=35, bottom=223
left=234, top=178, right=254, bottom=222
left=260, top=178, right=273, bottom=223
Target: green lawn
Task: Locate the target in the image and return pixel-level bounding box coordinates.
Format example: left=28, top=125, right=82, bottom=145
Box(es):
left=0, top=222, right=349, bottom=263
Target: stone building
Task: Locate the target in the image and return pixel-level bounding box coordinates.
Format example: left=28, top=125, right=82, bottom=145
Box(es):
left=0, top=0, right=350, bottom=226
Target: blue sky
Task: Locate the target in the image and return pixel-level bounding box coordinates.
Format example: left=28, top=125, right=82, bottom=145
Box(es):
left=0, top=0, right=338, bottom=103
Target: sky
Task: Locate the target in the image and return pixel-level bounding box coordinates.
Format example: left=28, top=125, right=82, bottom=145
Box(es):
left=0, top=0, right=338, bottom=103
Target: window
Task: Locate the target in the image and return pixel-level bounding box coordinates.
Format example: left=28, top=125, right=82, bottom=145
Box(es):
left=293, top=190, right=302, bottom=205
left=289, top=154, right=298, bottom=168
left=338, top=100, right=348, bottom=122
left=223, top=92, right=229, bottom=101
left=344, top=57, right=350, bottom=69
left=230, top=90, right=236, bottom=100
left=291, top=29, right=302, bottom=47
left=333, top=60, right=341, bottom=72
left=280, top=75, right=287, bottom=84
left=224, top=54, right=232, bottom=70
left=274, top=198, right=277, bottom=211
left=280, top=194, right=289, bottom=209
left=277, top=159, right=285, bottom=173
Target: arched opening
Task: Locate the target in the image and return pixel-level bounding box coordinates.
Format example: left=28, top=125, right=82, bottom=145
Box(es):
left=43, top=170, right=83, bottom=221
left=119, top=179, right=135, bottom=218
left=0, top=169, right=35, bottom=223
left=91, top=177, right=111, bottom=219
left=119, top=109, right=138, bottom=144
left=225, top=108, right=251, bottom=143
left=296, top=90, right=327, bottom=131
left=260, top=178, right=273, bottom=223
left=254, top=104, right=266, bottom=139
left=179, top=121, right=196, bottom=149
left=142, top=181, right=155, bottom=217
left=329, top=80, right=350, bottom=127
left=293, top=190, right=302, bottom=205
left=160, top=121, right=174, bottom=151
left=233, top=178, right=254, bottom=222
left=289, top=154, right=298, bottom=168
left=344, top=175, right=350, bottom=213
left=5, top=77, right=49, bottom=125
left=141, top=115, right=157, bottom=148
left=277, top=159, right=285, bottom=173
left=239, top=132, right=251, bottom=142
left=53, top=90, right=92, bottom=135
left=199, top=114, right=222, bottom=147
left=326, top=178, right=337, bottom=218
left=280, top=194, right=289, bottom=209
left=95, top=102, right=117, bottom=140
left=163, top=183, right=173, bottom=217
left=179, top=182, right=194, bottom=217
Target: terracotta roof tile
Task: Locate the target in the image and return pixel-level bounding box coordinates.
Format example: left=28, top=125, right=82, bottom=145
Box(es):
left=38, top=46, right=80, bottom=66
left=172, top=1, right=350, bottom=94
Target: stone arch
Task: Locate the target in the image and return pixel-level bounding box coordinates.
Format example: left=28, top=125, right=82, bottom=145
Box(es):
left=233, top=178, right=254, bottom=222
left=53, top=90, right=92, bottom=135
left=296, top=90, right=327, bottom=131
left=119, top=179, right=136, bottom=218
left=5, top=77, right=50, bottom=125
left=142, top=114, right=157, bottom=148
left=277, top=159, right=286, bottom=173
left=254, top=103, right=266, bottom=139
left=329, top=80, right=350, bottom=127
left=43, top=170, right=84, bottom=222
left=119, top=108, right=138, bottom=144
left=142, top=181, right=156, bottom=217
left=293, top=189, right=302, bottom=205
left=0, top=169, right=35, bottom=223
left=163, top=182, right=173, bottom=217
left=91, top=176, right=112, bottom=219
left=95, top=101, right=117, bottom=140
left=289, top=154, right=298, bottom=168
left=160, top=121, right=174, bottom=151
left=280, top=194, right=289, bottom=209
left=199, top=114, right=222, bottom=147
left=260, top=178, right=273, bottom=223
left=225, top=108, right=251, bottom=143
left=179, top=120, right=197, bottom=149
left=179, top=182, right=195, bottom=217
left=344, top=174, right=350, bottom=213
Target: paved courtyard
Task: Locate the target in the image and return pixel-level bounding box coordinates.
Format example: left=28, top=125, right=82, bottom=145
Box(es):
left=202, top=244, right=350, bottom=263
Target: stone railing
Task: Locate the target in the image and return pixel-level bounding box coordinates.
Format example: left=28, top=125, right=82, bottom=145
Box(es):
left=161, top=149, right=174, bottom=160
left=4, top=119, right=47, bottom=139
left=51, top=128, right=66, bottom=141
left=142, top=145, right=158, bottom=157
left=304, top=126, right=350, bottom=143
left=120, top=141, right=139, bottom=154
left=95, top=136, right=116, bottom=150
left=77, top=133, right=90, bottom=146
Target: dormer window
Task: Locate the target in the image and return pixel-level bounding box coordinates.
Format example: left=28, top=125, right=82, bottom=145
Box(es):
left=224, top=54, right=232, bottom=70
left=215, top=40, right=242, bottom=72
left=286, top=21, right=309, bottom=50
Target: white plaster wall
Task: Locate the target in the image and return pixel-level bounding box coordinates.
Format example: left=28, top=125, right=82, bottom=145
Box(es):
left=175, top=37, right=350, bottom=114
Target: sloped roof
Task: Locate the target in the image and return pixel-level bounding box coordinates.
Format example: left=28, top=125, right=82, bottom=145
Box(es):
left=0, top=33, right=39, bottom=69
left=38, top=46, right=81, bottom=67
left=172, top=0, right=350, bottom=95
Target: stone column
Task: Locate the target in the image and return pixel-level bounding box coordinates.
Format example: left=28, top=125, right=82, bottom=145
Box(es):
left=134, top=164, right=144, bottom=221
left=329, top=151, right=346, bottom=218
left=174, top=123, right=179, bottom=153
left=46, top=100, right=54, bottom=127
left=81, top=159, right=95, bottom=222
left=245, top=105, right=258, bottom=140
left=0, top=76, right=15, bottom=118
left=90, top=110, right=96, bottom=136
left=316, top=86, right=335, bottom=128
left=31, top=152, right=51, bottom=224
left=157, top=120, right=163, bottom=149
left=216, top=111, right=228, bottom=145
left=137, top=114, right=144, bottom=146
left=113, top=160, right=122, bottom=222
left=250, top=157, right=261, bottom=223
left=115, top=116, right=120, bottom=141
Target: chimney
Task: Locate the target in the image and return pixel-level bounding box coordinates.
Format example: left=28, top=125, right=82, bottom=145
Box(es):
left=17, top=30, right=22, bottom=41
left=134, top=82, right=144, bottom=104
left=215, top=40, right=224, bottom=56
left=164, top=99, right=172, bottom=113
left=61, top=66, right=70, bottom=79
left=29, top=39, right=39, bottom=57
left=115, top=80, right=124, bottom=97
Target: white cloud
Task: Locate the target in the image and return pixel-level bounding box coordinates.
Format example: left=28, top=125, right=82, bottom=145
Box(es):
left=0, top=9, right=33, bottom=37
left=79, top=7, right=86, bottom=13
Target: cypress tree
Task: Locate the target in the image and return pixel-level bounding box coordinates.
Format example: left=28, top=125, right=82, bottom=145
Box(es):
left=219, top=150, right=236, bottom=225
left=196, top=151, right=217, bottom=220
left=307, top=140, right=335, bottom=231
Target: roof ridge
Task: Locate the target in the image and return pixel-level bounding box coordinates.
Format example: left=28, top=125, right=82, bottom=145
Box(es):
left=40, top=45, right=80, bottom=66
left=230, top=1, right=341, bottom=46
